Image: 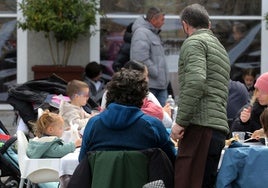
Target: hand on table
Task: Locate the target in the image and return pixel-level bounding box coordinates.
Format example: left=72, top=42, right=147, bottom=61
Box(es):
left=251, top=128, right=265, bottom=140
left=75, top=138, right=82, bottom=148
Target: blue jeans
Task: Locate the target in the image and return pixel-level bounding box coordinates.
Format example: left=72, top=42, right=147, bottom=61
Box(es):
left=149, top=88, right=168, bottom=107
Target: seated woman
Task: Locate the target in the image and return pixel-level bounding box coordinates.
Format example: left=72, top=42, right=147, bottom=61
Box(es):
left=79, top=68, right=176, bottom=163
left=231, top=72, right=268, bottom=134
left=101, top=60, right=173, bottom=128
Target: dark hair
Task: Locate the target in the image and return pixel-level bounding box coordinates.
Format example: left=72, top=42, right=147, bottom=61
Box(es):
left=242, top=68, right=256, bottom=79
left=106, top=69, right=148, bottom=108
left=85, top=61, right=102, bottom=79
left=146, top=7, right=164, bottom=21
left=126, top=22, right=133, bottom=33
left=233, top=22, right=247, bottom=35
left=180, top=3, right=210, bottom=29
left=124, top=60, right=146, bottom=73
left=260, top=108, right=268, bottom=135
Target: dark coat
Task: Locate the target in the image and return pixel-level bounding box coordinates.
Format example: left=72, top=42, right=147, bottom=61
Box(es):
left=67, top=148, right=174, bottom=188
left=112, top=23, right=133, bottom=72
left=231, top=102, right=266, bottom=133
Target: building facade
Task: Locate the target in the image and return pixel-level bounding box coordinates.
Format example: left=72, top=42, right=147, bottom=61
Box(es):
left=0, top=0, right=268, bottom=109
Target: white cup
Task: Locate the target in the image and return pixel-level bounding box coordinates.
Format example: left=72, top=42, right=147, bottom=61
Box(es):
left=232, top=132, right=245, bottom=143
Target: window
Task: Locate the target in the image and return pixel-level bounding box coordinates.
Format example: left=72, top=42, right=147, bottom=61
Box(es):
left=0, top=1, right=17, bottom=104
left=97, top=0, right=262, bottom=86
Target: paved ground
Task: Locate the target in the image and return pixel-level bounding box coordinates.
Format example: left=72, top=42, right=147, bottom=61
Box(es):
left=0, top=110, right=17, bottom=135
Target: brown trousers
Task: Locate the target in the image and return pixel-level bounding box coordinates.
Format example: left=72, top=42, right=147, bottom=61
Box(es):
left=174, top=125, right=225, bottom=188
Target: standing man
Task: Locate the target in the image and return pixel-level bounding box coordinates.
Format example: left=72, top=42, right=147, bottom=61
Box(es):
left=131, top=7, right=169, bottom=106
left=171, top=4, right=230, bottom=188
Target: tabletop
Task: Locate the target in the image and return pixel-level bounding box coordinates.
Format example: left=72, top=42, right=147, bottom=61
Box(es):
left=216, top=143, right=268, bottom=188
left=59, top=148, right=80, bottom=177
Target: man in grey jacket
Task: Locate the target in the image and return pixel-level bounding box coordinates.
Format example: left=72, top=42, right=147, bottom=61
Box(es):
left=130, top=7, right=169, bottom=106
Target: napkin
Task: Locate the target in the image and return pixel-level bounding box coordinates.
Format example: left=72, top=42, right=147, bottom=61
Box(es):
left=229, top=141, right=249, bottom=148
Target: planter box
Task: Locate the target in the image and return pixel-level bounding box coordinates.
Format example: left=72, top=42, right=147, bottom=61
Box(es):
left=32, top=65, right=84, bottom=82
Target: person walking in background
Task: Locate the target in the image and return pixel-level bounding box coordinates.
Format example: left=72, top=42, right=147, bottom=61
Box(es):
left=171, top=4, right=230, bottom=188
left=112, top=22, right=133, bottom=72
left=130, top=7, right=169, bottom=106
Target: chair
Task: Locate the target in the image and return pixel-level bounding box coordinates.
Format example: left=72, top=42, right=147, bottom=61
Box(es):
left=68, top=148, right=174, bottom=188
left=16, top=130, right=60, bottom=188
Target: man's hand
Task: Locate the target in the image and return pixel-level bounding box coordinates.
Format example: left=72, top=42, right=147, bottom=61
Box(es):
left=171, top=123, right=185, bottom=140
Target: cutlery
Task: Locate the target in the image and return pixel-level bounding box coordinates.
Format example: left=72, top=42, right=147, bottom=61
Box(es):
left=244, top=137, right=255, bottom=142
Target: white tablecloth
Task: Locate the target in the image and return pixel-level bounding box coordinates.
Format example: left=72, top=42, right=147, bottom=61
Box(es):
left=59, top=148, right=80, bottom=177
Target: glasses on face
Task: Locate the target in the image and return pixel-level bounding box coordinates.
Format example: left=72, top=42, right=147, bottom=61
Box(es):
left=77, top=92, right=89, bottom=98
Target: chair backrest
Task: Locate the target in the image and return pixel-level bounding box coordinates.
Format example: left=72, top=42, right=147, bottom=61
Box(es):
left=16, top=130, right=60, bottom=183
left=68, top=148, right=174, bottom=188
left=90, top=150, right=148, bottom=188
left=16, top=130, right=29, bottom=176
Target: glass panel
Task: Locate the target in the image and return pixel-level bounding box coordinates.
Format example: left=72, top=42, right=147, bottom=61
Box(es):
left=100, top=0, right=261, bottom=16
left=212, top=20, right=261, bottom=81
left=0, top=18, right=17, bottom=103
left=100, top=17, right=261, bottom=82
left=100, top=18, right=184, bottom=72
left=0, top=0, right=17, bottom=13
left=100, top=18, right=135, bottom=62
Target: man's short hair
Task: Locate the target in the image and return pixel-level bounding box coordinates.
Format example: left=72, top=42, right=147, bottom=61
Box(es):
left=146, top=7, right=164, bottom=21
left=180, top=3, right=210, bottom=29
left=85, top=61, right=102, bottom=79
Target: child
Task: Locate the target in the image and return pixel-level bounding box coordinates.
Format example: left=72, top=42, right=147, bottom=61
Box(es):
left=84, top=61, right=106, bottom=105
left=242, top=68, right=256, bottom=97
left=27, top=110, right=81, bottom=158
left=59, top=80, right=95, bottom=133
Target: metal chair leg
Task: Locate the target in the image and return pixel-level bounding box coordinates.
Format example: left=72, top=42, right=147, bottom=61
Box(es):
left=26, top=180, right=31, bottom=188
left=19, top=178, right=25, bottom=188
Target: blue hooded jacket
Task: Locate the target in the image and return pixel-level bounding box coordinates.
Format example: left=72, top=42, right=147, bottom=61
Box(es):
left=79, top=103, right=176, bottom=162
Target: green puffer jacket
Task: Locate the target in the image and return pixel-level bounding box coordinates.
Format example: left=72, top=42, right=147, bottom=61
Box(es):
left=176, top=29, right=230, bottom=134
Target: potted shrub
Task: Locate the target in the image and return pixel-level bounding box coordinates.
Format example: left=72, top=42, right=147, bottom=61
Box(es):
left=18, top=0, right=100, bottom=81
